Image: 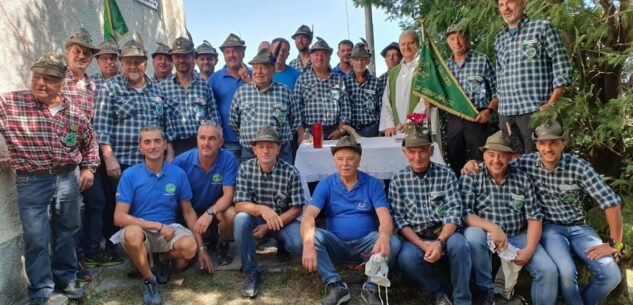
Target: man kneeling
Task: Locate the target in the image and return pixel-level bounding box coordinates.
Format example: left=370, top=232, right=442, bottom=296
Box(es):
left=113, top=126, right=198, bottom=305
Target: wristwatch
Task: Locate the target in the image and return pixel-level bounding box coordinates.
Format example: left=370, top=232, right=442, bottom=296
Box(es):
left=199, top=245, right=207, bottom=252
left=608, top=239, right=625, bottom=251
left=206, top=207, right=216, bottom=216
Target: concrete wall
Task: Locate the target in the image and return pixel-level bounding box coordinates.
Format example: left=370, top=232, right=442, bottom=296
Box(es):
left=0, top=1, right=185, bottom=303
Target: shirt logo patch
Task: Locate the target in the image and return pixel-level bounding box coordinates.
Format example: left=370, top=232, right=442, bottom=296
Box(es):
left=156, top=104, right=164, bottom=115
left=435, top=205, right=447, bottom=217
left=331, top=89, right=340, bottom=100
left=525, top=47, right=537, bottom=58
left=511, top=194, right=525, bottom=210
left=212, top=174, right=222, bottom=183
left=64, top=133, right=77, bottom=147
left=357, top=201, right=369, bottom=210
left=165, top=183, right=176, bottom=194
left=366, top=100, right=375, bottom=110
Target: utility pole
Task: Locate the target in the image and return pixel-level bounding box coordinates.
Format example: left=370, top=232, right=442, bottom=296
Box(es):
left=364, top=4, right=376, bottom=75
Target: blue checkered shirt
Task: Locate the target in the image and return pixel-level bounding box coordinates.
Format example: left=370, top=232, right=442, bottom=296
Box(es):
left=293, top=70, right=350, bottom=127
left=344, top=70, right=382, bottom=126
left=94, top=74, right=173, bottom=165
left=494, top=15, right=572, bottom=116
left=289, top=57, right=311, bottom=73
left=446, top=52, right=497, bottom=109
left=91, top=73, right=107, bottom=93
left=160, top=73, right=220, bottom=140
left=230, top=81, right=301, bottom=149
left=389, top=163, right=463, bottom=233
left=513, top=153, right=621, bottom=223
left=378, top=72, right=388, bottom=95
left=461, top=164, right=543, bottom=236
left=234, top=159, right=305, bottom=214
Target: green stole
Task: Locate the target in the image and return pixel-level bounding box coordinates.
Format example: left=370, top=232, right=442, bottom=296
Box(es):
left=388, top=63, right=420, bottom=126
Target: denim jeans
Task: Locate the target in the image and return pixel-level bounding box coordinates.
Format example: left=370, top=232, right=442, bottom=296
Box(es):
left=241, top=141, right=293, bottom=165
left=233, top=212, right=302, bottom=274
left=16, top=169, right=81, bottom=298
left=80, top=165, right=108, bottom=255
left=398, top=233, right=472, bottom=305
left=541, top=224, right=621, bottom=305
left=313, top=229, right=401, bottom=292
left=464, top=227, right=558, bottom=305
left=353, top=122, right=379, bottom=138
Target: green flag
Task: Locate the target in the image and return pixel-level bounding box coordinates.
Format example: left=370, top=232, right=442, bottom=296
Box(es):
left=103, top=0, right=128, bottom=41
left=412, top=25, right=479, bottom=121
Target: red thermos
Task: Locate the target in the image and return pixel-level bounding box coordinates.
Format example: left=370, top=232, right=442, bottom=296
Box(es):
left=312, top=122, right=323, bottom=148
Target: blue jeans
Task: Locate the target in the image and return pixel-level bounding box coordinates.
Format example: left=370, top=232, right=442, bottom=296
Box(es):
left=313, top=229, right=401, bottom=292
left=541, top=224, right=621, bottom=305
left=464, top=227, right=558, bottom=305
left=233, top=212, right=302, bottom=274
left=398, top=233, right=472, bottom=305
left=353, top=122, right=379, bottom=137
left=223, top=141, right=242, bottom=163
left=241, top=141, right=293, bottom=165
left=80, top=165, right=108, bottom=255
left=16, top=169, right=81, bottom=298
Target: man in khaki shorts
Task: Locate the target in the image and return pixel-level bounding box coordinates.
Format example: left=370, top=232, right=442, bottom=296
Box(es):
left=113, top=126, right=198, bottom=305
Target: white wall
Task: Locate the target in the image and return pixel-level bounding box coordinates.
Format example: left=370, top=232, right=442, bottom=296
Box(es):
left=0, top=1, right=185, bottom=303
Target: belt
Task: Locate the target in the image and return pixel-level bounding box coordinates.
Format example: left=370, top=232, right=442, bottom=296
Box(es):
left=17, top=164, right=77, bottom=176
left=546, top=220, right=585, bottom=226
left=351, top=122, right=378, bottom=129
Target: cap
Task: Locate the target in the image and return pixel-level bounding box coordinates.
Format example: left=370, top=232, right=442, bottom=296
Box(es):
left=171, top=37, right=195, bottom=54
left=151, top=42, right=171, bottom=58
left=350, top=42, right=371, bottom=58
left=445, top=24, right=470, bottom=38
left=479, top=131, right=514, bottom=153
left=532, top=120, right=565, bottom=141
left=380, top=42, right=400, bottom=58
left=64, top=28, right=99, bottom=53
left=31, top=52, right=67, bottom=78
left=94, top=40, right=120, bottom=57
left=402, top=125, right=432, bottom=148
left=331, top=136, right=362, bottom=156
left=291, top=25, right=313, bottom=40
left=121, top=37, right=148, bottom=58
left=219, top=33, right=246, bottom=51
left=196, top=40, right=218, bottom=56
left=248, top=49, right=275, bottom=65
left=310, top=37, right=333, bottom=55
left=251, top=125, right=282, bottom=144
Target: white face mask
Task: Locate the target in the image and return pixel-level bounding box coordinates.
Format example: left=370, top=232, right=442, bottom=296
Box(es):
left=365, top=253, right=391, bottom=287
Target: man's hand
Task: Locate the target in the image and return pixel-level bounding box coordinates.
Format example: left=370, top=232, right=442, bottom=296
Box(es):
left=383, top=127, right=397, bottom=137
left=490, top=225, right=508, bottom=252
left=423, top=240, right=443, bottom=263
left=460, top=160, right=480, bottom=176
left=586, top=243, right=617, bottom=260
left=194, top=213, right=213, bottom=234
left=475, top=109, right=492, bottom=123
left=198, top=249, right=214, bottom=273
left=260, top=206, right=283, bottom=231
left=513, top=248, right=535, bottom=266
left=78, top=169, right=94, bottom=192
left=326, top=129, right=343, bottom=140
left=302, top=243, right=318, bottom=272
left=539, top=103, right=554, bottom=112
left=160, top=224, right=175, bottom=241
left=239, top=64, right=251, bottom=83
left=371, top=234, right=391, bottom=258
left=252, top=224, right=269, bottom=239
left=104, top=156, right=121, bottom=179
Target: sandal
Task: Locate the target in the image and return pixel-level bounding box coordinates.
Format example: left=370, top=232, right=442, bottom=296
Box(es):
left=217, top=242, right=233, bottom=266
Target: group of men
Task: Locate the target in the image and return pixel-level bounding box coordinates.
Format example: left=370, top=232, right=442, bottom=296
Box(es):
left=0, top=0, right=625, bottom=304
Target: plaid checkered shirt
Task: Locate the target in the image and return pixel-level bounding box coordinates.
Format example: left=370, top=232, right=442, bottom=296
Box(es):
left=62, top=70, right=96, bottom=121
left=160, top=73, right=220, bottom=140
left=94, top=74, right=173, bottom=165
left=389, top=163, right=463, bottom=233
left=293, top=70, right=350, bottom=127
left=344, top=70, right=383, bottom=126
left=289, top=57, right=311, bottom=73
left=378, top=72, right=388, bottom=95
left=0, top=91, right=99, bottom=172
left=229, top=81, right=301, bottom=148
left=494, top=15, right=572, bottom=116
left=513, top=153, right=621, bottom=223
left=461, top=163, right=543, bottom=236
left=234, top=158, right=305, bottom=214
left=446, top=51, right=497, bottom=109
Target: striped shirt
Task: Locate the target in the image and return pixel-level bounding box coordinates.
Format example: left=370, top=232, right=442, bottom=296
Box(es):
left=293, top=70, right=350, bottom=127
left=234, top=158, right=305, bottom=214
left=344, top=70, right=383, bottom=126
left=160, top=73, right=220, bottom=140
left=494, top=15, right=572, bottom=116
left=513, top=153, right=621, bottom=223
left=0, top=91, right=99, bottom=172
left=389, top=163, right=463, bottom=233
left=229, top=81, right=301, bottom=148
left=94, top=74, right=173, bottom=166
left=446, top=51, right=496, bottom=108
left=461, top=164, right=542, bottom=236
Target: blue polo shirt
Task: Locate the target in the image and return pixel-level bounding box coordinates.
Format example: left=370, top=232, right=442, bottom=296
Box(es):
left=310, top=171, right=388, bottom=241
left=171, top=148, right=238, bottom=214
left=332, top=64, right=352, bottom=77
left=116, top=162, right=193, bottom=224
left=273, top=66, right=301, bottom=90
left=209, top=66, right=251, bottom=143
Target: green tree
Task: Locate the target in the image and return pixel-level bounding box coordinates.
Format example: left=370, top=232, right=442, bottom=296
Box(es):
left=357, top=0, right=633, bottom=302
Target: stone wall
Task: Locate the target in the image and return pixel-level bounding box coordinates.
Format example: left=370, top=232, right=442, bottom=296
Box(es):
left=0, top=1, right=185, bottom=303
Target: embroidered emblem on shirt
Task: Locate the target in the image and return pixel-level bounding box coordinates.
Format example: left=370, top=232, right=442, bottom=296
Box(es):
left=165, top=183, right=176, bottom=194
